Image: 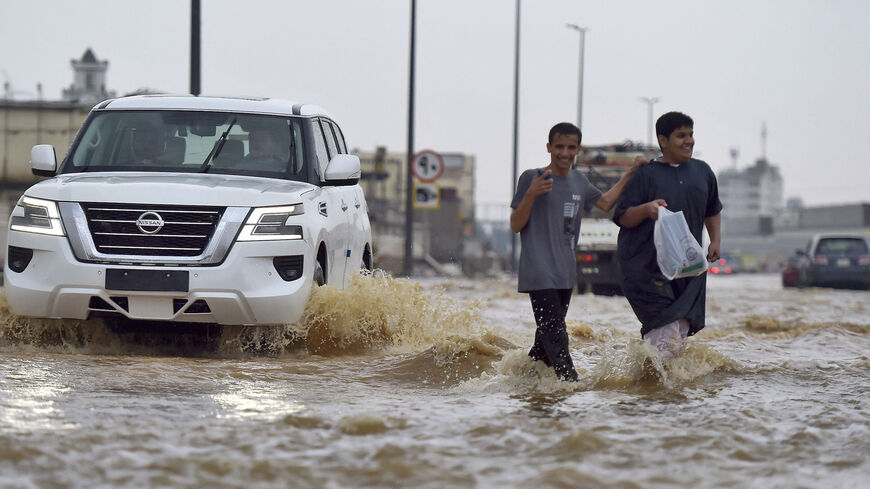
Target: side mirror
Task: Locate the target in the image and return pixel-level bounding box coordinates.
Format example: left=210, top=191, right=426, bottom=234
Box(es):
left=795, top=249, right=806, bottom=256
left=31, top=145, right=58, bottom=177
left=324, top=154, right=361, bottom=185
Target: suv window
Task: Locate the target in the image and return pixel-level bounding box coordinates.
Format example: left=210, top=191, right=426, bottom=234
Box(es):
left=329, top=121, right=347, bottom=153
left=319, top=119, right=339, bottom=159
left=312, top=120, right=331, bottom=179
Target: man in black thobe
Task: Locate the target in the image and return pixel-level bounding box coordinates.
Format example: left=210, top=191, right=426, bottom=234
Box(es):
left=612, top=112, right=722, bottom=357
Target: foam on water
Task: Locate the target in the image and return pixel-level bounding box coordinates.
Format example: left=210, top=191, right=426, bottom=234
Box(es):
left=697, top=315, right=870, bottom=342
left=337, top=412, right=406, bottom=435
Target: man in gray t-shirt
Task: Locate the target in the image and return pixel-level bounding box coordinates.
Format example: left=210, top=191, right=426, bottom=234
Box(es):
left=510, top=122, right=643, bottom=381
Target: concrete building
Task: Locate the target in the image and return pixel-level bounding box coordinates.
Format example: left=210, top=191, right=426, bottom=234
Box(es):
left=62, top=48, right=116, bottom=104
left=0, top=100, right=91, bottom=187
left=718, top=157, right=784, bottom=221
left=721, top=202, right=870, bottom=271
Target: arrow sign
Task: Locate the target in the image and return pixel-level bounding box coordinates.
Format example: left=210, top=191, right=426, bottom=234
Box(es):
left=411, top=149, right=444, bottom=182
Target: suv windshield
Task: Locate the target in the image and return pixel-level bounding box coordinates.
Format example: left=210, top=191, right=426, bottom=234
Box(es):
left=63, top=110, right=307, bottom=180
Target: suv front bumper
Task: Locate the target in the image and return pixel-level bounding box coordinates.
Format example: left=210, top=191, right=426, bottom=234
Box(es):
left=4, top=230, right=315, bottom=325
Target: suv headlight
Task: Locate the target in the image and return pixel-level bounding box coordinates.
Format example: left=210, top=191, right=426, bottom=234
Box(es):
left=10, top=196, right=65, bottom=236
left=237, top=205, right=304, bottom=241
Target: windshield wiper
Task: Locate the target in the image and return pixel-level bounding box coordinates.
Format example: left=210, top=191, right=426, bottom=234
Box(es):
left=199, top=117, right=237, bottom=172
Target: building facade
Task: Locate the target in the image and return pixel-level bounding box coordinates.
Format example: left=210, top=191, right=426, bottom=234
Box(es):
left=0, top=100, right=91, bottom=186
left=718, top=157, right=784, bottom=220
left=62, top=48, right=116, bottom=104
left=354, top=147, right=476, bottom=271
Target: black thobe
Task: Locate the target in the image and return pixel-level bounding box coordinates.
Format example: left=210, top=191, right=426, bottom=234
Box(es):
left=612, top=159, right=722, bottom=337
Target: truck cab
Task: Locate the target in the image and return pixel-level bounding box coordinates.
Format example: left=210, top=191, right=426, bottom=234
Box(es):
left=574, top=141, right=658, bottom=295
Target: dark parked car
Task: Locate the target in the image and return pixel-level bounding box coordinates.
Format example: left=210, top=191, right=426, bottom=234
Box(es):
left=794, top=234, right=870, bottom=290
left=781, top=255, right=800, bottom=287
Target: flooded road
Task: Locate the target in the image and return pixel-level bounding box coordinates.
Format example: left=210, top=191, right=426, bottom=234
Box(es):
left=1, top=273, right=868, bottom=489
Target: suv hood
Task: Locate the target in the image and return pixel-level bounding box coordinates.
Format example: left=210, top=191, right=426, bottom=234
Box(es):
left=25, top=172, right=319, bottom=207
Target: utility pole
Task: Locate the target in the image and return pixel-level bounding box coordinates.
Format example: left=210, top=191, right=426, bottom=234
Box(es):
left=510, top=0, right=520, bottom=271
left=639, top=96, right=659, bottom=147
left=190, top=0, right=201, bottom=95
left=403, top=0, right=417, bottom=277
left=566, top=24, right=588, bottom=130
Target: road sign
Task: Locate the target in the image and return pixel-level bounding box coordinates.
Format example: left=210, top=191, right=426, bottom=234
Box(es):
left=411, top=149, right=444, bottom=182
left=413, top=182, right=440, bottom=210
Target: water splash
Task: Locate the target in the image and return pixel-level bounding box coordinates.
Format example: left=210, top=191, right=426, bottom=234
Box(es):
left=459, top=332, right=741, bottom=394
left=0, top=271, right=509, bottom=362
left=302, top=272, right=486, bottom=356
left=590, top=338, right=740, bottom=390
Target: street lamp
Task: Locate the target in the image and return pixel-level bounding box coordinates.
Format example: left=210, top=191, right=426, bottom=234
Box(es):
left=565, top=24, right=587, bottom=130
left=510, top=0, right=521, bottom=272
left=639, top=96, right=659, bottom=148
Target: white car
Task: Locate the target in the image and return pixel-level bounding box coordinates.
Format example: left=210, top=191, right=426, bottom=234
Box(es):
left=4, top=95, right=372, bottom=325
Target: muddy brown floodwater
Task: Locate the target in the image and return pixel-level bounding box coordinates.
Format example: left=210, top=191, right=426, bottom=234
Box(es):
left=1, top=273, right=868, bottom=488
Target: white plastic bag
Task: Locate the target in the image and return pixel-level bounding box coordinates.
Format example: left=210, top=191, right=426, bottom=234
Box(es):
left=653, top=206, right=708, bottom=280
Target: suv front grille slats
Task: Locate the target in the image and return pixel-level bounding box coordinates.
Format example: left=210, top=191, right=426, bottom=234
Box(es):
left=81, top=203, right=225, bottom=257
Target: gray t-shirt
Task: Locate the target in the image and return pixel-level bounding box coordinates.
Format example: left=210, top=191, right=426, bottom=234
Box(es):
left=511, top=168, right=601, bottom=292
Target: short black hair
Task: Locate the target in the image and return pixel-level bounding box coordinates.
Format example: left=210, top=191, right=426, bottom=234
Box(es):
left=548, top=122, right=582, bottom=144
left=655, top=112, right=694, bottom=140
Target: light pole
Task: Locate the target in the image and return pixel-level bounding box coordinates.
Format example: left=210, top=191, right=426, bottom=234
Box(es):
left=565, top=24, right=587, bottom=130
left=510, top=0, right=521, bottom=271
left=403, top=0, right=417, bottom=277
left=190, top=0, right=200, bottom=95
left=639, top=96, right=659, bottom=147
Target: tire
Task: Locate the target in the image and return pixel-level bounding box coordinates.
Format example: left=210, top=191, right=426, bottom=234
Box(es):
left=313, top=260, right=325, bottom=287
left=590, top=284, right=620, bottom=296
left=362, top=247, right=373, bottom=272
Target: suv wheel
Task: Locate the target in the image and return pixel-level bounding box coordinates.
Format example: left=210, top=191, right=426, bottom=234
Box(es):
left=313, top=260, right=325, bottom=287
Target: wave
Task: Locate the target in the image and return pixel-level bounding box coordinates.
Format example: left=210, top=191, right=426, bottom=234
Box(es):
left=378, top=331, right=516, bottom=386
left=698, top=315, right=870, bottom=341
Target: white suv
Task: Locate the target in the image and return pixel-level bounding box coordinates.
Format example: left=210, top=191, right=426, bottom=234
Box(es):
left=4, top=95, right=372, bottom=325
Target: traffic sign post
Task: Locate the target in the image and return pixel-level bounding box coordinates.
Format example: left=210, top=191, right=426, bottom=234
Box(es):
left=411, top=149, right=444, bottom=183
left=413, top=181, right=441, bottom=210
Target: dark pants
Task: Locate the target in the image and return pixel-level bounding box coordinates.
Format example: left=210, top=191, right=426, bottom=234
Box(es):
left=527, top=288, right=577, bottom=381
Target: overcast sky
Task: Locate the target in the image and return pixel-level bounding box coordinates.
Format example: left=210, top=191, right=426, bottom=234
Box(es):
left=2, top=0, right=869, bottom=209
